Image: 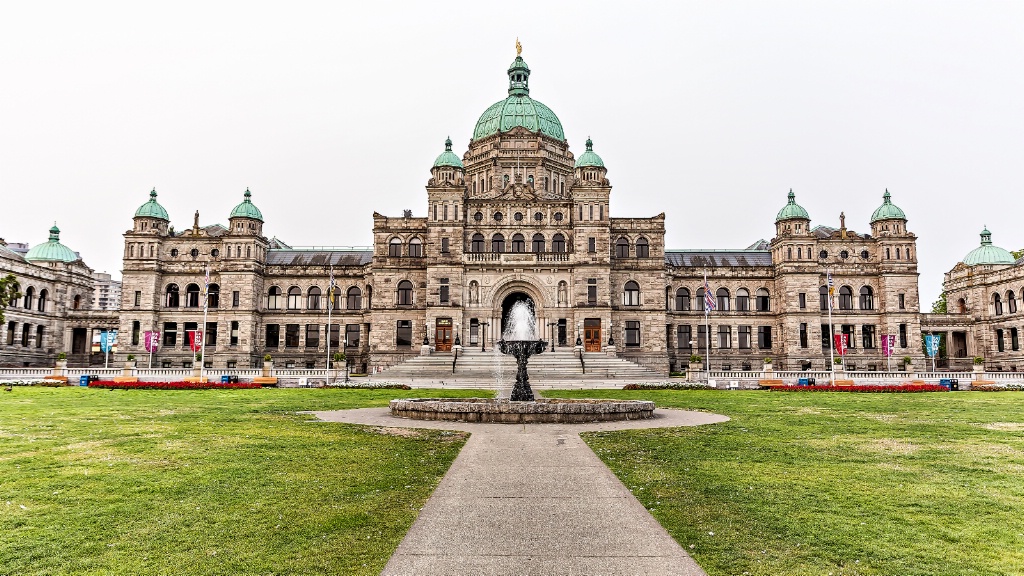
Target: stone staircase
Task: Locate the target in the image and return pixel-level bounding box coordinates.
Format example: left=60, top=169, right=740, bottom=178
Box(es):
left=372, top=348, right=666, bottom=389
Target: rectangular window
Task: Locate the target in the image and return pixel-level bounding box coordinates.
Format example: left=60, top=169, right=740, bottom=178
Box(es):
left=329, top=324, right=340, bottom=348
left=346, top=324, right=360, bottom=348
left=163, top=322, right=177, bottom=347
left=441, top=237, right=450, bottom=253
left=718, top=325, right=732, bottom=349
left=676, top=325, right=691, bottom=349
left=821, top=323, right=831, bottom=349
left=132, top=321, right=141, bottom=345
left=21, top=324, right=30, bottom=347
left=285, top=324, right=300, bottom=348
left=396, top=320, right=412, bottom=347
left=470, top=318, right=479, bottom=346
left=230, top=321, right=239, bottom=345
left=899, top=323, right=908, bottom=348
left=433, top=204, right=437, bottom=220
left=738, top=326, right=751, bottom=349
left=183, top=322, right=197, bottom=348
left=439, top=278, right=450, bottom=304
left=587, top=279, right=597, bottom=306
left=997, top=329, right=1005, bottom=352
left=588, top=237, right=596, bottom=253
left=306, top=324, right=320, bottom=348
left=265, top=324, right=280, bottom=348
left=599, top=205, right=604, bottom=220
left=862, top=325, right=875, bottom=349
left=898, top=293, right=906, bottom=309
left=232, top=291, right=240, bottom=307
left=799, top=323, right=808, bottom=348
left=134, top=291, right=141, bottom=307
left=758, top=326, right=773, bottom=349
left=443, top=204, right=448, bottom=221
left=35, top=325, right=44, bottom=349
left=842, top=324, right=856, bottom=349
left=589, top=204, right=594, bottom=220
left=625, top=321, right=640, bottom=347
left=205, top=322, right=217, bottom=346
left=798, top=292, right=806, bottom=309
left=6, top=321, right=15, bottom=345
left=697, top=325, right=707, bottom=349
left=1012, top=327, right=1020, bottom=351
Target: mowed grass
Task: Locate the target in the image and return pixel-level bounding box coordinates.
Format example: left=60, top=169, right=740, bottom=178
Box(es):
left=0, top=387, right=489, bottom=575
left=555, top=390, right=1024, bottom=576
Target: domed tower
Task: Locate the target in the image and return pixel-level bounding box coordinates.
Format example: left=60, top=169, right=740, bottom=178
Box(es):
left=133, top=188, right=170, bottom=235
left=774, top=190, right=811, bottom=237
left=430, top=137, right=464, bottom=186
left=869, top=190, right=908, bottom=237
left=228, top=188, right=265, bottom=236
left=25, top=224, right=79, bottom=265
left=963, top=227, right=1015, bottom=267
left=574, top=137, right=607, bottom=184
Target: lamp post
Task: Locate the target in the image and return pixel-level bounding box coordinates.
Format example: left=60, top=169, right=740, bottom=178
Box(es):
left=576, top=321, right=582, bottom=347
left=547, top=322, right=556, bottom=348
left=608, top=321, right=615, bottom=346
left=481, top=322, right=489, bottom=352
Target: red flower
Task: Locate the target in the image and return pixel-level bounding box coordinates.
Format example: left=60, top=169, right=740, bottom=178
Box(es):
left=88, top=380, right=261, bottom=390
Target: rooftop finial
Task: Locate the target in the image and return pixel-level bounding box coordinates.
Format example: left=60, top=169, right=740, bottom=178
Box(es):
left=981, top=226, right=992, bottom=245
left=585, top=136, right=593, bottom=151
left=516, top=38, right=522, bottom=56
left=883, top=188, right=891, bottom=203
left=150, top=188, right=158, bottom=199
left=445, top=136, right=452, bottom=151
left=788, top=188, right=795, bottom=203
left=244, top=188, right=252, bottom=201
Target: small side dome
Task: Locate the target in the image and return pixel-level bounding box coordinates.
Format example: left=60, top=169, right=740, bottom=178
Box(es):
left=963, top=226, right=1015, bottom=266
left=25, top=224, right=78, bottom=263
left=229, top=188, right=264, bottom=222
left=870, top=189, right=906, bottom=223
left=433, top=137, right=463, bottom=168
left=135, top=188, right=170, bottom=220
left=775, top=189, right=810, bottom=222
left=574, top=137, right=605, bottom=168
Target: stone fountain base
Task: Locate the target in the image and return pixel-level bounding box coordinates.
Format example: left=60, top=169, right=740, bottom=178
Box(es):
left=390, top=398, right=656, bottom=424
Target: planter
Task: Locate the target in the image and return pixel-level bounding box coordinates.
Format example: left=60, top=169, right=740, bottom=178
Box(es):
left=762, top=362, right=774, bottom=373
left=53, top=360, right=68, bottom=376
left=122, top=361, right=136, bottom=377
left=687, top=362, right=703, bottom=382
left=973, top=364, right=986, bottom=380
left=262, top=361, right=274, bottom=378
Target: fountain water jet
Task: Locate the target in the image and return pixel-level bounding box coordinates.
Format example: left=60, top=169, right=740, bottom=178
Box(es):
left=497, top=301, right=547, bottom=401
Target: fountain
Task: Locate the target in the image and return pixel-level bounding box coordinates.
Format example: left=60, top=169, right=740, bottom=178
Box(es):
left=389, top=297, right=655, bottom=423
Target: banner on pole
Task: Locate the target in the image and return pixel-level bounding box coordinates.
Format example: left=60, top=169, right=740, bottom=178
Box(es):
left=924, top=334, right=940, bottom=358
left=144, top=331, right=160, bottom=353
left=189, top=330, right=204, bottom=352
left=833, top=333, right=848, bottom=356
left=100, top=330, right=118, bottom=353
left=881, top=334, right=896, bottom=357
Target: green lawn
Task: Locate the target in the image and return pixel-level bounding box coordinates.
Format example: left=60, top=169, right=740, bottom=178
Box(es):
left=0, top=387, right=488, bottom=575
left=555, top=390, right=1024, bottom=576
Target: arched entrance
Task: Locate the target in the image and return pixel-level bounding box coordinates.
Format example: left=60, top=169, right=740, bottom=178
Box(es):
left=501, top=292, right=534, bottom=337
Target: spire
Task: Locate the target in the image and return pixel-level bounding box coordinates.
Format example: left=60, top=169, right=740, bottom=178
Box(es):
left=507, top=40, right=530, bottom=96
left=516, top=38, right=522, bottom=56
left=150, top=188, right=158, bottom=200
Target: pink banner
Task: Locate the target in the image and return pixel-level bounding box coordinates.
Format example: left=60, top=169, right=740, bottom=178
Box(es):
left=144, top=331, right=160, bottom=353
left=881, top=334, right=896, bottom=357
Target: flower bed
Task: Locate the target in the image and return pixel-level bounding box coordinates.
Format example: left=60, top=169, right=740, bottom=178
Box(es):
left=972, top=383, right=1024, bottom=392
left=327, top=382, right=412, bottom=390
left=769, top=384, right=948, bottom=393
left=88, top=380, right=261, bottom=390
left=1, top=378, right=65, bottom=387
left=623, top=382, right=714, bottom=390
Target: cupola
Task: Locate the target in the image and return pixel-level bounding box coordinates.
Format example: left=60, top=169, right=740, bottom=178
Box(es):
left=869, top=189, right=908, bottom=236
left=228, top=188, right=264, bottom=236
left=774, top=189, right=811, bottom=237
left=25, top=224, right=78, bottom=264
left=574, top=137, right=607, bottom=183
left=430, top=137, right=465, bottom=185
left=962, top=226, right=1015, bottom=266
left=133, top=188, right=170, bottom=234
left=472, top=41, right=565, bottom=142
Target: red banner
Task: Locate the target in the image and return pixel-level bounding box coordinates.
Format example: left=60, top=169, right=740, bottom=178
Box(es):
left=833, top=334, right=848, bottom=356
left=144, top=331, right=160, bottom=353
left=189, top=330, right=203, bottom=352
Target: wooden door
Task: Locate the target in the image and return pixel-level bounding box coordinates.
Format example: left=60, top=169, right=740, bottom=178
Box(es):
left=435, top=318, right=453, bottom=352
left=584, top=319, right=602, bottom=352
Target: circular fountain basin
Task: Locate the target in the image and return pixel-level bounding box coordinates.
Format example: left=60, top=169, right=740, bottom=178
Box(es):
left=389, top=398, right=656, bottom=424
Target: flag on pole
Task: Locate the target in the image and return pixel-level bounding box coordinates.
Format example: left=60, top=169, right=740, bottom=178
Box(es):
left=189, top=330, right=203, bottom=352
left=144, top=331, right=160, bottom=353
left=826, top=271, right=835, bottom=311
left=833, top=333, right=848, bottom=356
left=328, top=267, right=336, bottom=310
left=703, top=275, right=715, bottom=312
left=881, top=334, right=895, bottom=357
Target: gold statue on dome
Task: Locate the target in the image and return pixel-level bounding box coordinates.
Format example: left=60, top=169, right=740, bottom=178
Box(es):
left=516, top=38, right=522, bottom=56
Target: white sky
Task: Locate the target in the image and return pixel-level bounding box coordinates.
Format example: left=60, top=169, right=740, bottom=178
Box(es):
left=2, top=1, right=1022, bottom=306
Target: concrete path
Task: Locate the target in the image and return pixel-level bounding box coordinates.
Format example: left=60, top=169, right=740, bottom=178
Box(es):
left=312, top=408, right=729, bottom=575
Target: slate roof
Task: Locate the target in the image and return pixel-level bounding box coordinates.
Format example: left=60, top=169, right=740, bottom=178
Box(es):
left=665, top=250, right=773, bottom=268
left=267, top=249, right=373, bottom=267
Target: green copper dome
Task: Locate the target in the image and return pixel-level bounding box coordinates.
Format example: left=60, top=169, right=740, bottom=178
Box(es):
left=134, top=188, right=170, bottom=220
left=775, top=189, right=811, bottom=222
left=472, top=53, right=565, bottom=142
left=963, top=227, right=1015, bottom=266
left=433, top=137, right=463, bottom=168
left=25, top=224, right=78, bottom=263
left=575, top=137, right=604, bottom=168
left=229, top=188, right=264, bottom=221
left=870, top=189, right=907, bottom=223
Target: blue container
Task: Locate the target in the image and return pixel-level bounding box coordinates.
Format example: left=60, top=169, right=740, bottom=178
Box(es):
left=221, top=375, right=231, bottom=384
left=79, top=375, right=90, bottom=387
left=939, top=378, right=952, bottom=389
left=798, top=378, right=809, bottom=386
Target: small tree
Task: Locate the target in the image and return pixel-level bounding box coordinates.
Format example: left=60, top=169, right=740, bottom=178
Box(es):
left=902, top=356, right=912, bottom=365
left=973, top=356, right=985, bottom=365
left=263, top=353, right=273, bottom=362
left=0, top=274, right=21, bottom=324
left=1012, top=248, right=1024, bottom=260
left=57, top=352, right=67, bottom=361
left=127, top=354, right=136, bottom=362
left=931, top=292, right=948, bottom=313
left=689, top=354, right=703, bottom=364
left=763, top=357, right=773, bottom=364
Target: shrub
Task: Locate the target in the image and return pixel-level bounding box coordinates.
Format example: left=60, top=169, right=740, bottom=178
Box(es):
left=327, top=382, right=411, bottom=390
left=623, top=382, right=714, bottom=390
left=973, top=383, right=1024, bottom=392
left=264, top=354, right=273, bottom=362
left=763, top=357, right=773, bottom=364
left=57, top=352, right=67, bottom=360
left=333, top=352, right=345, bottom=362
left=127, top=354, right=136, bottom=361
left=770, top=384, right=947, bottom=393
left=902, top=356, right=913, bottom=365
left=89, top=380, right=261, bottom=390
left=834, top=357, right=844, bottom=364
left=689, top=354, right=703, bottom=363
left=973, top=356, right=985, bottom=365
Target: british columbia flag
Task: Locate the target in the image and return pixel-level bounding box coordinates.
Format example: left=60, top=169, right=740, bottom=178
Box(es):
left=703, top=274, right=715, bottom=312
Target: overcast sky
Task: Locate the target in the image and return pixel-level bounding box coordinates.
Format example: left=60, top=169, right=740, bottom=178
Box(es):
left=2, top=1, right=1022, bottom=305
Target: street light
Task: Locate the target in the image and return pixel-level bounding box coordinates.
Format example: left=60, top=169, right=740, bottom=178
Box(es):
left=547, top=322, right=556, bottom=348
left=343, top=338, right=350, bottom=383
left=480, top=322, right=489, bottom=352
left=576, top=321, right=582, bottom=347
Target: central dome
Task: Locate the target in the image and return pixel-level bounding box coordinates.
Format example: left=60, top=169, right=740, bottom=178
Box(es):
left=472, top=52, right=565, bottom=142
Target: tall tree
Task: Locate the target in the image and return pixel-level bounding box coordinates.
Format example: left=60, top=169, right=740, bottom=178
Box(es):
left=0, top=274, right=21, bottom=324
left=931, top=292, right=947, bottom=314
left=1013, top=248, right=1024, bottom=260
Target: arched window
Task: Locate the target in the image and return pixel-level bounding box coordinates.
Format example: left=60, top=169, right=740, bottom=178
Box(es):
left=839, top=286, right=853, bottom=310
left=185, top=284, right=201, bottom=307
left=716, top=288, right=730, bottom=311
left=165, top=284, right=179, bottom=307
left=994, top=292, right=1004, bottom=315
left=635, top=237, right=649, bottom=258
left=755, top=288, right=770, bottom=312
left=397, top=280, right=413, bottom=306
left=72, top=294, right=81, bottom=310
left=408, top=237, right=422, bottom=257
left=819, top=286, right=829, bottom=311
left=623, top=281, right=641, bottom=306
left=37, top=289, right=48, bottom=312
left=284, top=286, right=299, bottom=309
left=859, top=286, right=874, bottom=310
left=491, top=233, right=505, bottom=253
left=307, top=287, right=321, bottom=310
left=532, top=233, right=545, bottom=253
left=1008, top=290, right=1017, bottom=314
left=615, top=237, right=630, bottom=258
left=266, top=286, right=282, bottom=310
left=511, top=233, right=525, bottom=253
left=471, top=233, right=485, bottom=252
left=552, top=233, right=566, bottom=253
left=735, top=288, right=750, bottom=311
left=347, top=286, right=362, bottom=310
left=957, top=298, right=967, bottom=314
left=388, top=237, right=403, bottom=257
left=208, top=284, right=220, bottom=308
left=23, top=287, right=34, bottom=309
left=675, top=288, right=691, bottom=311
left=696, top=288, right=706, bottom=311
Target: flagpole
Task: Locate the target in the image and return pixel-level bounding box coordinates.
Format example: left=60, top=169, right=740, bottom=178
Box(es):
left=200, top=264, right=209, bottom=380
left=704, top=270, right=711, bottom=377
left=149, top=326, right=154, bottom=369
left=827, top=269, right=835, bottom=386
left=325, top=266, right=334, bottom=384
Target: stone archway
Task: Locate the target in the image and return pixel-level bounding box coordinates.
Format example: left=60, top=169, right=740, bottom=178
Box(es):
left=501, top=292, right=534, bottom=337
left=488, top=278, right=548, bottom=344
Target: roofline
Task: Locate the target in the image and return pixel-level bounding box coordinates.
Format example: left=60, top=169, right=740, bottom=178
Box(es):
left=666, top=249, right=771, bottom=254
left=270, top=246, right=373, bottom=252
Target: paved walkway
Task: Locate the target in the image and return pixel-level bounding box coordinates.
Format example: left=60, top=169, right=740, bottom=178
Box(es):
left=312, top=408, right=729, bottom=575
